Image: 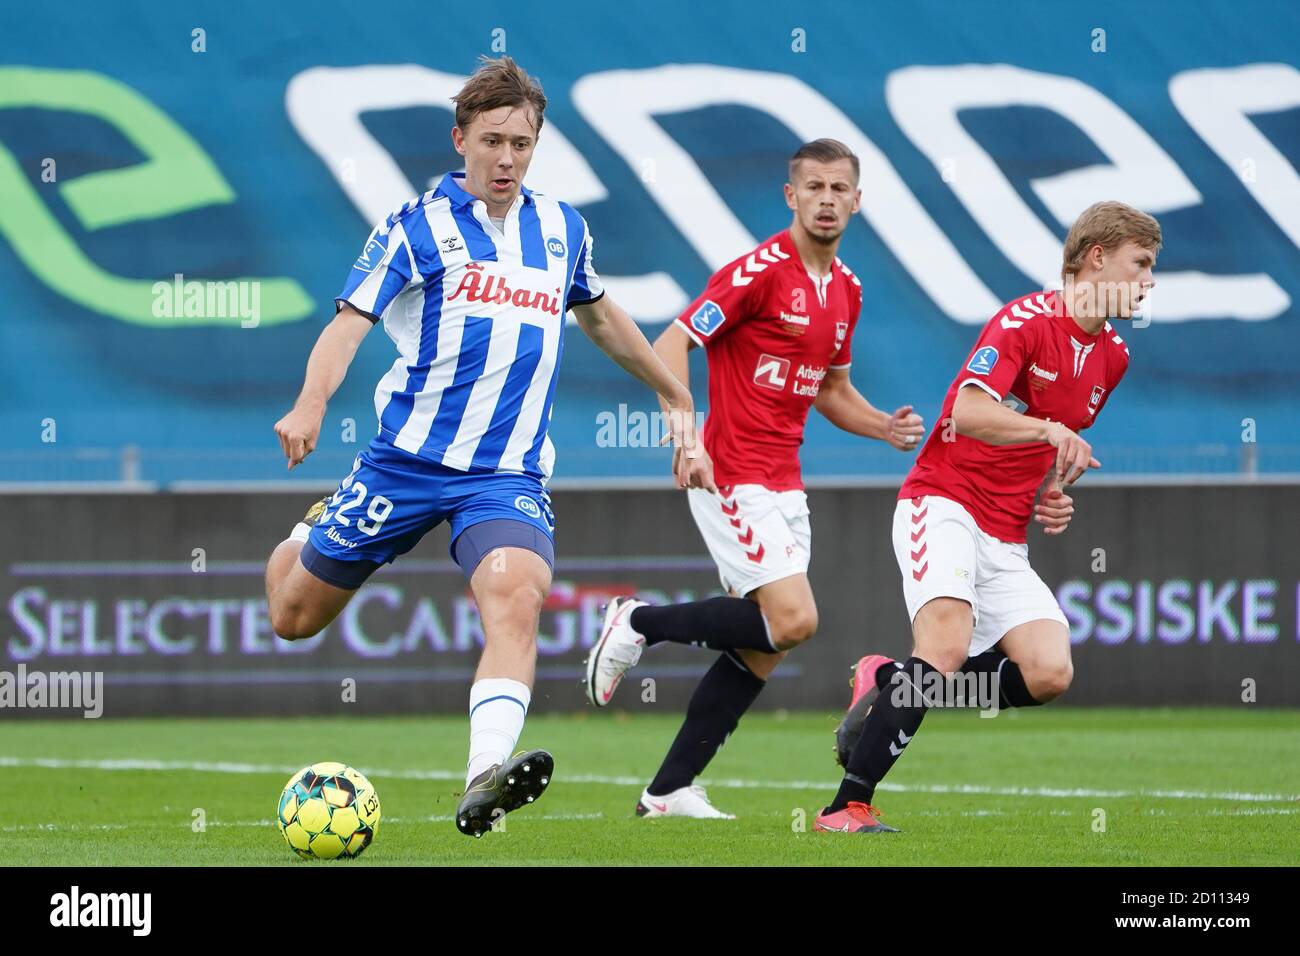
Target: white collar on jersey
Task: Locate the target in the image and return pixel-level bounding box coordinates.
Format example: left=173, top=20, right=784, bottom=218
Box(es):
left=806, top=267, right=833, bottom=308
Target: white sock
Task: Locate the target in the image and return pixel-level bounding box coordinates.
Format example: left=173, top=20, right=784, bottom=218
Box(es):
left=288, top=522, right=312, bottom=543
left=466, top=678, right=531, bottom=787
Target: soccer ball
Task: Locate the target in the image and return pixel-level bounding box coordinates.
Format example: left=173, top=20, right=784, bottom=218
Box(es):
left=277, top=762, right=381, bottom=860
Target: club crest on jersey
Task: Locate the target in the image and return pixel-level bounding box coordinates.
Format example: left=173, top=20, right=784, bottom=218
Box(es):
left=514, top=495, right=542, bottom=520
left=753, top=353, right=790, bottom=391
left=353, top=237, right=387, bottom=274
left=835, top=321, right=848, bottom=343
left=967, top=346, right=999, bottom=376
left=690, top=300, right=726, bottom=336
left=1088, top=385, right=1106, bottom=414
left=545, top=235, right=566, bottom=259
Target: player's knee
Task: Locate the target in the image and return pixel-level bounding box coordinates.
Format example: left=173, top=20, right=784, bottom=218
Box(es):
left=927, top=647, right=969, bottom=677
left=1028, top=659, right=1073, bottom=702
left=923, top=598, right=973, bottom=633
left=766, top=602, right=818, bottom=650
left=271, top=605, right=316, bottom=642
left=512, top=580, right=547, bottom=619
left=911, top=637, right=968, bottom=676
left=484, top=582, right=546, bottom=638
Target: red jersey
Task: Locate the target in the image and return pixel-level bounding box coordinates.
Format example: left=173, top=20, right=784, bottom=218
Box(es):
left=675, top=230, right=862, bottom=490
left=900, top=291, right=1130, bottom=543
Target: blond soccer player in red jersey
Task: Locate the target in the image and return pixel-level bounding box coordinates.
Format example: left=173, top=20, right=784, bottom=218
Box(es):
left=584, top=139, right=926, bottom=818
left=817, top=201, right=1161, bottom=833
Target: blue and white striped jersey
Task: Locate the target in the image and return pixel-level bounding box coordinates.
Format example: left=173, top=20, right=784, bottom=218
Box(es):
left=336, top=172, right=603, bottom=481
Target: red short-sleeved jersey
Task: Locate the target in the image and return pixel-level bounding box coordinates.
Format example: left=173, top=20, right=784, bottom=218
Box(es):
left=676, top=230, right=863, bottom=491
left=899, top=291, right=1130, bottom=543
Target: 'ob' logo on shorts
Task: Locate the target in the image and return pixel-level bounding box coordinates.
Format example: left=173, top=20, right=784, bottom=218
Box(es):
left=514, top=495, right=542, bottom=520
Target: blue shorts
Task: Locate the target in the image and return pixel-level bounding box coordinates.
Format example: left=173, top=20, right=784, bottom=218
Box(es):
left=301, top=438, right=555, bottom=589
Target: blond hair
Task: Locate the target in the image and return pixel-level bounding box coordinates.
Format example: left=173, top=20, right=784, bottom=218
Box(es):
left=1062, top=201, right=1162, bottom=278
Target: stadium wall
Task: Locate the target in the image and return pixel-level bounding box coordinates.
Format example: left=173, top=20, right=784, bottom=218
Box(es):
left=2, top=484, right=1297, bottom=717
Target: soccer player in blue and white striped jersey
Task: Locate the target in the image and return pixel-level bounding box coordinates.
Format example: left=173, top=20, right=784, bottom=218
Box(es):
left=264, top=56, right=699, bottom=837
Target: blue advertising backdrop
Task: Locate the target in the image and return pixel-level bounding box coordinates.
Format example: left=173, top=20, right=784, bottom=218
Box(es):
left=1, top=0, right=1297, bottom=483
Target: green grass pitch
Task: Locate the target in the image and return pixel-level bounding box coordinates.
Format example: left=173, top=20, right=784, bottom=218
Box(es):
left=2, top=708, right=1296, bottom=866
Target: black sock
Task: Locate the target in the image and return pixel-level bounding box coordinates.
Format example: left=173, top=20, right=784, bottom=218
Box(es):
left=828, top=656, right=943, bottom=813
left=630, top=597, right=776, bottom=653
left=646, top=651, right=766, bottom=796
left=875, top=659, right=903, bottom=691
left=959, top=651, right=1042, bottom=708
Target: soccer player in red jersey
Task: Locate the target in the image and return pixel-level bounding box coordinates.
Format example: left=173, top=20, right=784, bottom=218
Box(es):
left=816, top=201, right=1162, bottom=833
left=584, top=139, right=926, bottom=818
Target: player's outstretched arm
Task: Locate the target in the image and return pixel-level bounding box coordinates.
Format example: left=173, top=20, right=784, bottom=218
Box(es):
left=571, top=296, right=702, bottom=489
left=273, top=303, right=375, bottom=469
left=814, top=369, right=924, bottom=451
left=951, top=385, right=1100, bottom=485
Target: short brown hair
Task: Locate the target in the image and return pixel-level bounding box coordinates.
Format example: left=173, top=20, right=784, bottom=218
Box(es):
left=1061, top=201, right=1162, bottom=278
left=789, top=138, right=860, bottom=183
left=452, top=55, right=547, bottom=134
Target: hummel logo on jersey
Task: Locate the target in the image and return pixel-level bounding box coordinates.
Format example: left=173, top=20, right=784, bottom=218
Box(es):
left=731, top=241, right=790, bottom=286
left=440, top=235, right=465, bottom=254
left=690, top=300, right=725, bottom=336
left=967, top=345, right=999, bottom=376
left=753, top=353, right=790, bottom=390
left=1029, top=362, right=1058, bottom=391
left=778, top=311, right=809, bottom=336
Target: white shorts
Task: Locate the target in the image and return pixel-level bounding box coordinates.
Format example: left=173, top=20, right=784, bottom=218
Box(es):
left=687, top=485, right=810, bottom=596
left=892, top=495, right=1067, bottom=657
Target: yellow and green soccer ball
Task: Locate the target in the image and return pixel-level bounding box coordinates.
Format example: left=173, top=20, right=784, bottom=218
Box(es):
left=277, top=762, right=380, bottom=860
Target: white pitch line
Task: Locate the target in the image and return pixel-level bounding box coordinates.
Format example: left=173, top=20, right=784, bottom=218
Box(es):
left=1, top=756, right=1295, bottom=804
left=8, top=806, right=1297, bottom=835
left=0, top=813, right=605, bottom=834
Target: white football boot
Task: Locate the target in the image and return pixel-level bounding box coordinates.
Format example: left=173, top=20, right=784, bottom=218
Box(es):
left=635, top=785, right=736, bottom=819
left=585, top=597, right=648, bottom=707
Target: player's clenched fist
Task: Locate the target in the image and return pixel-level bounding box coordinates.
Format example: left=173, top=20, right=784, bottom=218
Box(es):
left=886, top=405, right=926, bottom=452
left=1034, top=487, right=1075, bottom=535
left=273, top=404, right=323, bottom=470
